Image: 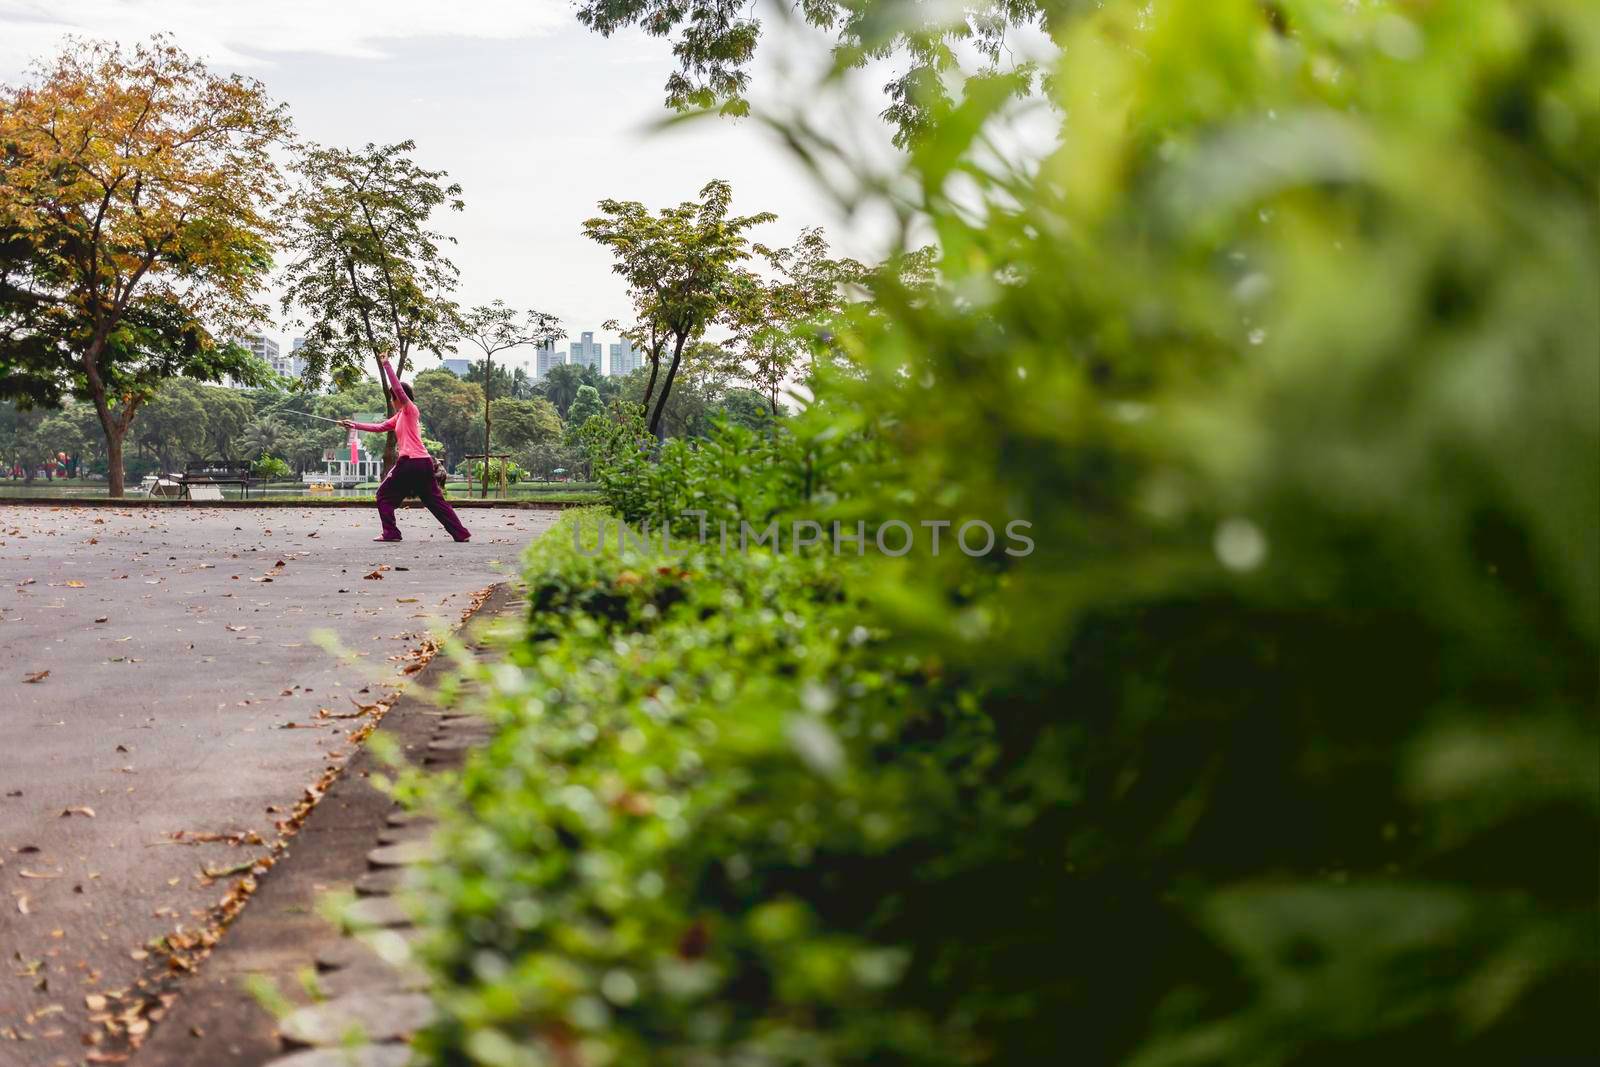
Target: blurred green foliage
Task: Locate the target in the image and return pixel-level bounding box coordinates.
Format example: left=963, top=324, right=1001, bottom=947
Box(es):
left=409, top=2, right=1597, bottom=1065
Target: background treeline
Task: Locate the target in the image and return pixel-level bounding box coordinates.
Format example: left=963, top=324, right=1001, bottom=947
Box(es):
left=1, top=42, right=832, bottom=495
left=0, top=357, right=773, bottom=485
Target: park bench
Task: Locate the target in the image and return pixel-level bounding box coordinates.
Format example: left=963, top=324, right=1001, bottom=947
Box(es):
left=180, top=460, right=254, bottom=500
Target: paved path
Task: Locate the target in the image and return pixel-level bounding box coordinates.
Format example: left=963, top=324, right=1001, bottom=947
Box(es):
left=130, top=583, right=525, bottom=1067
left=0, top=506, right=552, bottom=1064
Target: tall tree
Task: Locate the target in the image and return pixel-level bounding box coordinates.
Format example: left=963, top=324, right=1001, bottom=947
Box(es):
left=461, top=300, right=562, bottom=497
left=730, top=227, right=865, bottom=416
left=602, top=315, right=668, bottom=418
left=279, top=140, right=464, bottom=470
left=0, top=37, right=290, bottom=495
left=583, top=180, right=774, bottom=439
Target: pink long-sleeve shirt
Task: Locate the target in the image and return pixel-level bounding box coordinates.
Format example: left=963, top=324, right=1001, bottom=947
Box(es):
left=348, top=358, right=429, bottom=459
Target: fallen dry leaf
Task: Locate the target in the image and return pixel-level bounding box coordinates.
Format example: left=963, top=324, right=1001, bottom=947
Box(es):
left=65, top=580, right=85, bottom=588
left=22, top=670, right=49, bottom=683
left=318, top=705, right=370, bottom=719
left=201, top=858, right=261, bottom=879
left=61, top=806, right=95, bottom=818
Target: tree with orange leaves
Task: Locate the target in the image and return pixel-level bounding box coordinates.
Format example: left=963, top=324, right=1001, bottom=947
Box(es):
left=0, top=36, right=290, bottom=496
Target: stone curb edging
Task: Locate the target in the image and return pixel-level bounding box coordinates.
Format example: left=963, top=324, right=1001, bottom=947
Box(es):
left=125, top=583, right=524, bottom=1066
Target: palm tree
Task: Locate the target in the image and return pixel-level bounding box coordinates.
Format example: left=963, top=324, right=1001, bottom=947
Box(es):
left=540, top=363, right=584, bottom=417
left=239, top=418, right=289, bottom=462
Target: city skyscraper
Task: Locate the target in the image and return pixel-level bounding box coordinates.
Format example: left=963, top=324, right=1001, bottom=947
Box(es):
left=245, top=334, right=279, bottom=365
left=608, top=339, right=643, bottom=377
left=535, top=341, right=565, bottom=378
left=229, top=334, right=310, bottom=385
left=569, top=331, right=602, bottom=374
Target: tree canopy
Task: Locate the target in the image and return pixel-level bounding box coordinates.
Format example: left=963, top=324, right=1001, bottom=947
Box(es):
left=279, top=139, right=464, bottom=466
left=583, top=179, right=775, bottom=438
left=0, top=35, right=290, bottom=494
left=574, top=0, right=1043, bottom=146
left=461, top=300, right=562, bottom=497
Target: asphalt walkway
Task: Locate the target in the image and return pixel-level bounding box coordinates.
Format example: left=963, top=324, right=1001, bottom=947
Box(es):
left=0, top=505, right=552, bottom=1064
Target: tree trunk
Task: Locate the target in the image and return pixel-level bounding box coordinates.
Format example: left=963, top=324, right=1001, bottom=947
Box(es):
left=105, top=428, right=126, bottom=498
left=649, top=334, right=688, bottom=441
left=641, top=346, right=662, bottom=418
left=482, top=354, right=492, bottom=499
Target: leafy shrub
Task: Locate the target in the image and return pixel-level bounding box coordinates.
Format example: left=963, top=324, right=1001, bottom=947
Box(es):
left=460, top=457, right=524, bottom=485
left=411, top=2, right=1597, bottom=1065
left=583, top=412, right=870, bottom=539
left=413, top=513, right=999, bottom=1064
left=251, top=454, right=291, bottom=480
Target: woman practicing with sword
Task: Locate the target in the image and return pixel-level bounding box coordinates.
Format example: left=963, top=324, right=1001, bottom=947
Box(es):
left=337, top=353, right=471, bottom=543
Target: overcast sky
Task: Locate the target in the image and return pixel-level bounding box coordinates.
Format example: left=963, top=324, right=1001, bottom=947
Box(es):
left=0, top=0, right=907, bottom=373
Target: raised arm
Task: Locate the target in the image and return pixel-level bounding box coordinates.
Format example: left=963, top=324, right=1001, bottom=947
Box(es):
left=345, top=412, right=400, bottom=434
left=379, top=356, right=408, bottom=405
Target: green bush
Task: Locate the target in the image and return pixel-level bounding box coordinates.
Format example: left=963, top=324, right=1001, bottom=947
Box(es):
left=581, top=410, right=868, bottom=538
left=413, top=513, right=991, bottom=1064
left=410, top=2, right=1596, bottom=1065
left=252, top=454, right=291, bottom=480
left=460, top=457, right=525, bottom=486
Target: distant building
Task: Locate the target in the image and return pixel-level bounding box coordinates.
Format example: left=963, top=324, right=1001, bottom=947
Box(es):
left=226, top=334, right=304, bottom=387
left=442, top=358, right=472, bottom=377
left=608, top=339, right=643, bottom=376
left=535, top=342, right=565, bottom=378
left=245, top=334, right=279, bottom=365
left=279, top=336, right=309, bottom=379
left=569, top=331, right=602, bottom=374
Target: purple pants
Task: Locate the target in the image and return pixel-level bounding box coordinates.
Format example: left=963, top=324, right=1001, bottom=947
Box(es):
left=376, top=457, right=470, bottom=541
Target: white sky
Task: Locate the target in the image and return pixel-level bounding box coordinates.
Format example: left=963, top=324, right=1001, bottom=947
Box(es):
left=0, top=0, right=910, bottom=374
